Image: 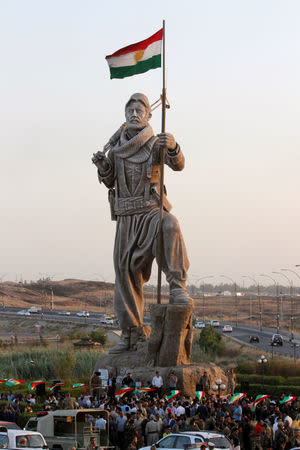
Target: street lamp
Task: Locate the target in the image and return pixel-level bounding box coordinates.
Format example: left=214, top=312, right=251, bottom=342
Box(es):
left=221, top=275, right=238, bottom=327
left=212, top=378, right=226, bottom=399
left=197, top=276, right=213, bottom=322
left=257, top=355, right=267, bottom=389
left=259, top=274, right=279, bottom=332
left=273, top=271, right=294, bottom=340
left=242, top=275, right=262, bottom=332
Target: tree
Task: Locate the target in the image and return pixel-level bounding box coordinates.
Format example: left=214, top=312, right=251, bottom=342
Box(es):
left=198, top=326, right=223, bottom=355
left=90, top=327, right=107, bottom=345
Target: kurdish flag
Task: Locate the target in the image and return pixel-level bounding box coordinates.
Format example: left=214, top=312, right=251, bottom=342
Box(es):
left=279, top=396, right=296, bottom=404
left=106, top=28, right=162, bottom=79
left=49, top=382, right=65, bottom=391
left=28, top=380, right=45, bottom=390
left=165, top=390, right=181, bottom=402
left=115, top=387, right=133, bottom=398
left=136, top=387, right=156, bottom=393
left=5, top=379, right=25, bottom=387
left=229, top=393, right=246, bottom=404
left=253, top=394, right=270, bottom=406
left=72, top=383, right=87, bottom=389
left=195, top=391, right=205, bottom=402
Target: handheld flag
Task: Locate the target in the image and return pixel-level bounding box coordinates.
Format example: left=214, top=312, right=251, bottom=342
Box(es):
left=5, top=379, right=25, bottom=387
left=195, top=391, right=205, bottom=402
left=229, top=393, right=247, bottom=404
left=72, top=383, right=87, bottom=389
left=165, top=390, right=181, bottom=402
left=279, top=396, right=296, bottom=404
left=115, top=387, right=133, bottom=398
left=28, top=380, right=45, bottom=390
left=253, top=394, right=270, bottom=407
left=49, top=382, right=65, bottom=391
left=136, top=387, right=156, bottom=393
left=106, top=28, right=162, bottom=79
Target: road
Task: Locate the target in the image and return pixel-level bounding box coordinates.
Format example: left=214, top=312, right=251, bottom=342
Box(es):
left=218, top=321, right=300, bottom=360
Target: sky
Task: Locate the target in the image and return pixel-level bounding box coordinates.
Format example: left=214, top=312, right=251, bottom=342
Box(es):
left=1, top=0, right=300, bottom=287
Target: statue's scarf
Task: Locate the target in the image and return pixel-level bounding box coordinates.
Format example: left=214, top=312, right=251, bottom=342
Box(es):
left=108, top=124, right=157, bottom=163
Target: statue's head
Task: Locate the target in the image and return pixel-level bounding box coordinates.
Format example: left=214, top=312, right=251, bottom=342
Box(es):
left=125, top=93, right=152, bottom=131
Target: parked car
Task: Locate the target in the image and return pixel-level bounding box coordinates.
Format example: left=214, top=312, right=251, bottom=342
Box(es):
left=0, top=421, right=20, bottom=429
left=194, top=321, right=206, bottom=329
left=76, top=311, right=90, bottom=317
left=271, top=333, right=283, bottom=346
left=249, top=335, right=260, bottom=343
left=222, top=324, right=233, bottom=332
left=0, top=428, right=48, bottom=450
left=139, top=431, right=231, bottom=449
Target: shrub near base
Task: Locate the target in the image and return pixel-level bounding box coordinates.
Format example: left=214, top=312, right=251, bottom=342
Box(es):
left=236, top=383, right=300, bottom=398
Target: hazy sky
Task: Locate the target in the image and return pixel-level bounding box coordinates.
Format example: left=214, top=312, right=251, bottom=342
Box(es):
left=1, top=0, right=300, bottom=287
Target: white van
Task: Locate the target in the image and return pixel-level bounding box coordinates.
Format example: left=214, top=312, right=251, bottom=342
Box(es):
left=0, top=428, right=48, bottom=450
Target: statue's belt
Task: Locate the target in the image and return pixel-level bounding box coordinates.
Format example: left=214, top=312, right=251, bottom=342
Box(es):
left=114, top=195, right=158, bottom=216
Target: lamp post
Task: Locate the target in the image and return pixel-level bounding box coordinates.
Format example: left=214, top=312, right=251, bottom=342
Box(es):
left=242, top=276, right=262, bottom=332
left=273, top=271, right=293, bottom=340
left=197, top=276, right=213, bottom=322
left=259, top=274, right=279, bottom=332
left=257, top=355, right=267, bottom=389
left=221, top=275, right=238, bottom=327
left=212, top=378, right=226, bottom=399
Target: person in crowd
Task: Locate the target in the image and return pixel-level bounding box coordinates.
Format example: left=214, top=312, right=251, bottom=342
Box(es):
left=152, top=371, right=163, bottom=397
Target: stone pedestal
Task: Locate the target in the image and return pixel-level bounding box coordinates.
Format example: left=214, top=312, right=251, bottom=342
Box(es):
left=146, top=304, right=193, bottom=366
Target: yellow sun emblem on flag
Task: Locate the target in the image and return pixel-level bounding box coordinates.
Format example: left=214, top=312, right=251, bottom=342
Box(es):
left=134, top=50, right=144, bottom=63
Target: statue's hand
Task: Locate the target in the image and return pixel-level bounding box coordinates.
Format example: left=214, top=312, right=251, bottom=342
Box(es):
left=157, top=132, right=177, bottom=151
left=92, top=151, right=110, bottom=172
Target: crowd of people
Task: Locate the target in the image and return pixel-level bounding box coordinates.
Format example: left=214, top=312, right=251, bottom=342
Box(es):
left=0, top=370, right=299, bottom=450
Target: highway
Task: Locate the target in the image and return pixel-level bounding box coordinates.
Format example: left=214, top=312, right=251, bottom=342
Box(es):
left=1, top=306, right=299, bottom=359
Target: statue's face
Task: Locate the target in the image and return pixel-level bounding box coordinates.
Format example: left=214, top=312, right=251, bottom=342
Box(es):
left=125, top=100, right=150, bottom=131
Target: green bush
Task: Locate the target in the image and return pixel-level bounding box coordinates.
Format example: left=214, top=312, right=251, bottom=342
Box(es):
left=237, top=374, right=285, bottom=386
left=198, top=326, right=223, bottom=355
left=90, top=327, right=107, bottom=345
left=235, top=361, right=256, bottom=374
left=284, top=377, right=300, bottom=386
left=236, top=383, right=300, bottom=398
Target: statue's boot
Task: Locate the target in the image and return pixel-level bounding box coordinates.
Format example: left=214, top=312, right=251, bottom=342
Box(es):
left=109, top=329, right=130, bottom=354
left=170, top=287, right=194, bottom=306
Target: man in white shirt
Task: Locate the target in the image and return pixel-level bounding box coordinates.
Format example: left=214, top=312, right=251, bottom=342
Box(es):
left=152, top=371, right=163, bottom=397
left=175, top=402, right=185, bottom=417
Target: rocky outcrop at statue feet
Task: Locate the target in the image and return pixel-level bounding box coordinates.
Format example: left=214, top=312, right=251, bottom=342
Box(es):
left=146, top=304, right=193, bottom=367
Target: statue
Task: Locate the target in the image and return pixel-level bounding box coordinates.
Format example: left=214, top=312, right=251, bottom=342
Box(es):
left=92, top=93, right=192, bottom=354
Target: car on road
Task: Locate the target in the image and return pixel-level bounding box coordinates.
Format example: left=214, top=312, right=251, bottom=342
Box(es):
left=271, top=333, right=283, bottom=346
left=17, top=309, right=31, bottom=316
left=249, top=335, right=260, bottom=343
left=139, top=431, right=231, bottom=449
left=100, top=316, right=114, bottom=325
left=209, top=320, right=220, bottom=328
left=58, top=311, right=71, bottom=316
left=0, top=428, right=48, bottom=450
left=76, top=311, right=90, bottom=317
left=194, top=321, right=206, bottom=329
left=222, top=324, right=233, bottom=332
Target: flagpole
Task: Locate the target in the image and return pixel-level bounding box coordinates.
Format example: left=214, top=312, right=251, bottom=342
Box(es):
left=157, top=19, right=166, bottom=304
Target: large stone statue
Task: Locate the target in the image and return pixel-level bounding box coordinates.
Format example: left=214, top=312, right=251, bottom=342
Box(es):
left=92, top=93, right=192, bottom=354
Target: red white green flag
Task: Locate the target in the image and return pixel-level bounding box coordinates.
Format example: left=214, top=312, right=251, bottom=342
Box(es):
left=279, top=396, right=296, bottom=404
left=5, top=378, right=25, bottom=387
left=49, top=382, right=65, bottom=391
left=136, top=387, right=156, bottom=393
left=165, top=390, right=181, bottom=402
left=115, top=387, right=133, bottom=398
left=248, top=402, right=256, bottom=412
left=253, top=394, right=270, bottom=406
left=195, top=391, right=205, bottom=402
left=28, top=380, right=45, bottom=390
left=229, top=393, right=247, bottom=404
left=106, top=28, right=162, bottom=79
left=0, top=379, right=8, bottom=383
left=72, top=383, right=87, bottom=389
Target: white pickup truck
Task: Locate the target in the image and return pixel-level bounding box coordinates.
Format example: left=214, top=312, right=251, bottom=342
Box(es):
left=0, top=427, right=48, bottom=450
left=25, top=409, right=110, bottom=450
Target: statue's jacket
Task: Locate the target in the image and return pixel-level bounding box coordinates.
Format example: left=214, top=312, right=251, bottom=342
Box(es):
left=98, top=125, right=185, bottom=220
